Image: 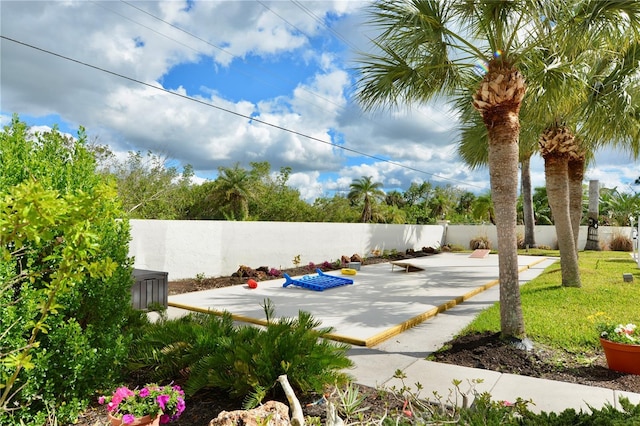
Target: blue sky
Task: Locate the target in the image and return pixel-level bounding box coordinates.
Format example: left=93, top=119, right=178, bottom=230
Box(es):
left=1, top=0, right=639, bottom=202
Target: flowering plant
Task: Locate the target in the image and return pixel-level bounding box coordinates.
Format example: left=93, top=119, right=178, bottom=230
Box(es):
left=598, top=322, right=640, bottom=345
left=99, top=383, right=186, bottom=424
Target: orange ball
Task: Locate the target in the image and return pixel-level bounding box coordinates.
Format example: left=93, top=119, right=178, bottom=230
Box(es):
left=247, top=279, right=258, bottom=289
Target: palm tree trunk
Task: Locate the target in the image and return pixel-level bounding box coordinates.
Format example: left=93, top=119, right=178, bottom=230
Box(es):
left=544, top=155, right=582, bottom=287
left=474, top=63, right=526, bottom=339
left=568, top=154, right=585, bottom=253
left=487, top=119, right=525, bottom=339
left=585, top=180, right=601, bottom=250
left=521, top=156, right=536, bottom=248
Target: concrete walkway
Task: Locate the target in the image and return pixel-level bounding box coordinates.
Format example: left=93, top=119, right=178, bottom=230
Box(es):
left=345, top=258, right=640, bottom=414
left=165, top=253, right=640, bottom=414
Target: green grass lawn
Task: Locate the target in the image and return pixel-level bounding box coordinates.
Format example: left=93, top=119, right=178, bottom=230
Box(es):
left=462, top=250, right=640, bottom=354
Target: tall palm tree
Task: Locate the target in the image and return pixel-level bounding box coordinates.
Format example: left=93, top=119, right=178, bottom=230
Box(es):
left=356, top=0, right=539, bottom=340
left=355, top=0, right=639, bottom=339
left=531, top=5, right=640, bottom=287
left=538, top=125, right=582, bottom=286
left=348, top=176, right=385, bottom=223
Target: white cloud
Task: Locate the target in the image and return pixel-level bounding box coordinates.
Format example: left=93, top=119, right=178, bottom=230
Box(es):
left=2, top=0, right=636, bottom=206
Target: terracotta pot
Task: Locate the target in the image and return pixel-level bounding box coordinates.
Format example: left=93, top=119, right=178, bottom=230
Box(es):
left=600, top=338, right=640, bottom=375
left=107, top=412, right=161, bottom=426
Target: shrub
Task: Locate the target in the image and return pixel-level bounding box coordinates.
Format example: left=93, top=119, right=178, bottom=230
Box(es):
left=469, top=236, right=491, bottom=250
left=268, top=268, right=282, bottom=277
left=130, top=301, right=353, bottom=403
left=0, top=117, right=134, bottom=424
left=609, top=233, right=633, bottom=252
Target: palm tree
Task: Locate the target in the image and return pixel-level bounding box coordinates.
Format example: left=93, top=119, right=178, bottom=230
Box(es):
left=214, top=163, right=252, bottom=221
left=355, top=0, right=640, bottom=339
left=356, top=0, right=541, bottom=339
left=472, top=193, right=495, bottom=225
left=348, top=176, right=386, bottom=223
left=531, top=5, right=640, bottom=287
left=538, top=125, right=582, bottom=286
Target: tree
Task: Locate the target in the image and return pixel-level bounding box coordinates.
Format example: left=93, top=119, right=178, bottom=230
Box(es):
left=584, top=180, right=601, bottom=251
left=600, top=188, right=640, bottom=226
left=471, top=193, right=495, bottom=225
left=96, top=149, right=194, bottom=219
left=532, top=187, right=553, bottom=226
left=312, top=194, right=360, bottom=223
left=348, top=176, right=386, bottom=223
left=356, top=0, right=539, bottom=339
left=532, top=4, right=640, bottom=287
left=247, top=163, right=318, bottom=222
left=0, top=117, right=133, bottom=423
left=214, top=163, right=252, bottom=220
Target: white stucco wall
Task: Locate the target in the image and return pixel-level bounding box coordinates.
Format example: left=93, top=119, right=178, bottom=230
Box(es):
left=128, top=220, right=634, bottom=279
left=129, top=220, right=445, bottom=279
left=444, top=224, right=633, bottom=251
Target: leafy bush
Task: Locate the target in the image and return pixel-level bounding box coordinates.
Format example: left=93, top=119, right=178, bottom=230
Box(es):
left=0, top=117, right=134, bottom=424
left=130, top=301, right=353, bottom=403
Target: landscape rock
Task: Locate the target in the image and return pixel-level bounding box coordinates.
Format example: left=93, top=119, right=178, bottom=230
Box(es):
left=209, top=400, right=290, bottom=426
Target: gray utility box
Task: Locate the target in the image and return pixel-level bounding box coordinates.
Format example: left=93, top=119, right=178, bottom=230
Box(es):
left=131, top=269, right=168, bottom=310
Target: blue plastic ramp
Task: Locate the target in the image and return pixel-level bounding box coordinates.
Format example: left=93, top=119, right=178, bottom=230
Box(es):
left=283, top=269, right=354, bottom=291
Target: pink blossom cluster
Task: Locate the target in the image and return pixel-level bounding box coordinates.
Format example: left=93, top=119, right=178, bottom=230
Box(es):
left=98, top=383, right=186, bottom=424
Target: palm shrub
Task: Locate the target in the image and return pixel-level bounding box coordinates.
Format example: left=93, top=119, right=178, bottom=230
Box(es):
left=0, top=117, right=134, bottom=424
left=130, top=301, right=353, bottom=404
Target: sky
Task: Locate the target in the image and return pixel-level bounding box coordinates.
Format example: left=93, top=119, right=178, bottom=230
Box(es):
left=1, top=0, right=639, bottom=203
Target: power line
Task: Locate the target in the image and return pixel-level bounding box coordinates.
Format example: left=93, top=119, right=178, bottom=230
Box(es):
left=118, top=0, right=345, bottom=115
left=114, top=0, right=464, bottom=173
left=0, top=35, right=483, bottom=189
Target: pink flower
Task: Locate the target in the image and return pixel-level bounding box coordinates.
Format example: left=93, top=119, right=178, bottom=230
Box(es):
left=112, top=386, right=134, bottom=406
left=139, top=387, right=150, bottom=398
left=160, top=414, right=171, bottom=424
left=156, top=394, right=170, bottom=410
left=176, top=398, right=186, bottom=414
left=98, top=396, right=105, bottom=404
left=122, top=414, right=136, bottom=424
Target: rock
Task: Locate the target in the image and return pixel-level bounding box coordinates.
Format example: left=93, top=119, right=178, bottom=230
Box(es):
left=209, top=401, right=290, bottom=426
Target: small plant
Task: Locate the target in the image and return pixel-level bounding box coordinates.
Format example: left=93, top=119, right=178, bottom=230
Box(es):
left=307, top=261, right=316, bottom=271
left=598, top=322, right=639, bottom=344
left=333, top=382, right=370, bottom=420
left=292, top=254, right=301, bottom=268
left=194, top=272, right=206, bottom=284
left=321, top=261, right=332, bottom=270
left=590, top=312, right=639, bottom=345
left=268, top=268, right=281, bottom=277
left=98, top=383, right=186, bottom=424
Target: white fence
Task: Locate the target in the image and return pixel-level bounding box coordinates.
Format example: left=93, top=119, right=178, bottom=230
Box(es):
left=128, top=220, right=634, bottom=279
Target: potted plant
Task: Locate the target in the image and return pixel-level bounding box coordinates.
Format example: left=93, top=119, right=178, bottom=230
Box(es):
left=98, top=383, right=186, bottom=425
left=597, top=322, right=640, bottom=375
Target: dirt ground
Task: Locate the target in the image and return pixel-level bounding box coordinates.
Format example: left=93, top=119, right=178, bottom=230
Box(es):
left=76, top=253, right=640, bottom=425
